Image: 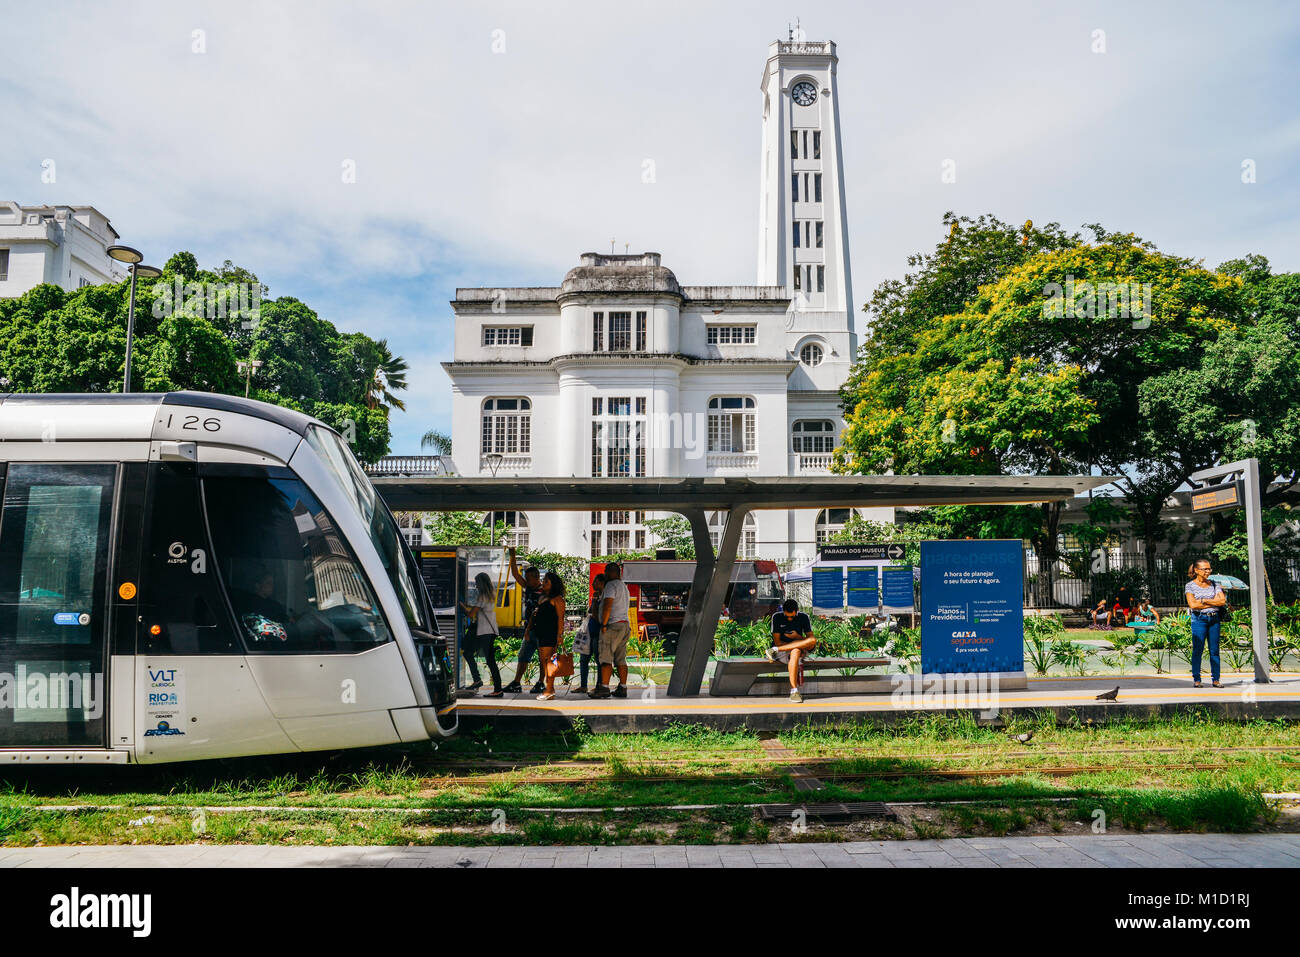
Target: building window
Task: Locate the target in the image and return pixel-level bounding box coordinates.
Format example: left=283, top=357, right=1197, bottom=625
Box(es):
left=816, top=508, right=857, bottom=546
left=793, top=267, right=801, bottom=291
left=481, top=397, right=531, bottom=455
left=591, top=395, right=647, bottom=477
left=636, top=311, right=647, bottom=351
left=790, top=130, right=798, bottom=160
left=791, top=173, right=798, bottom=202
left=804, top=174, right=810, bottom=203
left=792, top=419, right=836, bottom=453
left=707, top=396, right=756, bottom=454
left=707, top=325, right=756, bottom=345
left=0, top=248, right=8, bottom=281
left=590, top=509, right=646, bottom=557
left=803, top=131, right=809, bottom=158
left=609, top=311, right=632, bottom=351
left=483, top=510, right=530, bottom=549
left=816, top=221, right=823, bottom=248
left=814, top=173, right=822, bottom=202
left=707, top=511, right=757, bottom=559
left=800, top=342, right=823, bottom=366
left=793, top=221, right=801, bottom=249
left=592, top=311, right=603, bottom=351
left=817, top=265, right=825, bottom=292
left=482, top=326, right=533, bottom=347
left=813, top=131, right=821, bottom=159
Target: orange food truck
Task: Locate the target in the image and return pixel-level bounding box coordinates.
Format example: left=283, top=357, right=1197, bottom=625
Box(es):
left=587, top=559, right=784, bottom=654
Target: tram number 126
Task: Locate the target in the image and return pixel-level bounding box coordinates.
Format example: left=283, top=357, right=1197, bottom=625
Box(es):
left=164, top=414, right=222, bottom=433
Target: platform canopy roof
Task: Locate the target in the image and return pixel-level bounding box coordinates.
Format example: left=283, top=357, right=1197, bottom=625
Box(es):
left=372, top=474, right=1117, bottom=512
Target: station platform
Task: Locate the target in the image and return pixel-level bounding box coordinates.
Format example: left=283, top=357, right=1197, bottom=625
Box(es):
left=455, top=673, right=1300, bottom=732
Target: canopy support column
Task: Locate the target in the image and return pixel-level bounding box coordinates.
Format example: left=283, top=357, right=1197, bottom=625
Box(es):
left=668, top=506, right=750, bottom=697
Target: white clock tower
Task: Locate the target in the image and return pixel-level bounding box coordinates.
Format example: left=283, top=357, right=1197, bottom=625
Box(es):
left=757, top=37, right=856, bottom=363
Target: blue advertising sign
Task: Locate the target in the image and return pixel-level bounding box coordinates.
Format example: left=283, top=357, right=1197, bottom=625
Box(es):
left=920, top=540, right=1024, bottom=673
left=845, top=566, right=878, bottom=611
left=881, top=565, right=915, bottom=611
left=811, top=565, right=845, bottom=612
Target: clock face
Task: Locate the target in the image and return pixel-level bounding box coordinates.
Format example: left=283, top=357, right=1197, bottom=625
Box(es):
left=792, top=81, right=817, bottom=106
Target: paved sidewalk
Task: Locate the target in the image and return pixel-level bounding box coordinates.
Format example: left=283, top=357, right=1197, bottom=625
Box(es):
left=2, top=834, right=1298, bottom=868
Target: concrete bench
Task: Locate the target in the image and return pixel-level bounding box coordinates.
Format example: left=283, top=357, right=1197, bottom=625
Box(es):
left=709, top=656, right=890, bottom=696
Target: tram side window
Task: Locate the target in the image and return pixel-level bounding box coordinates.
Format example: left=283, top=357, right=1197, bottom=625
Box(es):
left=139, top=463, right=240, bottom=655
left=203, top=476, right=392, bottom=654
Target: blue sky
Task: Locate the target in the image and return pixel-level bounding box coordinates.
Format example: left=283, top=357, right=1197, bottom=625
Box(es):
left=3, top=0, right=1299, bottom=454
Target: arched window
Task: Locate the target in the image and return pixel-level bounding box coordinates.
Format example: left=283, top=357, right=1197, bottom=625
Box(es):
left=800, top=342, right=824, bottom=367
left=480, top=397, right=531, bottom=455
left=792, top=419, right=835, bottom=453
left=707, top=511, right=758, bottom=559
left=815, top=508, right=858, bottom=546
left=707, top=396, right=756, bottom=453
left=483, top=510, right=529, bottom=549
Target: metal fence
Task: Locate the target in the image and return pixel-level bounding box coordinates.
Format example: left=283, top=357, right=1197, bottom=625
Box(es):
left=1025, top=550, right=1300, bottom=610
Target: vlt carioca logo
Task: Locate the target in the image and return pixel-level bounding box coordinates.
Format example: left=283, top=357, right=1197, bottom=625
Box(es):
left=143, top=720, right=184, bottom=737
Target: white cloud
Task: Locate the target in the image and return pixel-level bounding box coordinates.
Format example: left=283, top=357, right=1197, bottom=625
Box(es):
left=3, top=0, right=1298, bottom=448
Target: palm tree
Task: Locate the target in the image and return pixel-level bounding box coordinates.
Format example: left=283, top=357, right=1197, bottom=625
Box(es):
left=365, top=339, right=408, bottom=413
left=421, top=429, right=452, bottom=454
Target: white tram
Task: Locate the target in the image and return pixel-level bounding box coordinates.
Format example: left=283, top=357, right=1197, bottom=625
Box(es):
left=0, top=392, right=456, bottom=765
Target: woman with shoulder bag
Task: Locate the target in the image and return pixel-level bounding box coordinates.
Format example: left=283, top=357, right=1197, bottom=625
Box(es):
left=458, top=573, right=503, bottom=697
left=571, top=573, right=605, bottom=695
left=1184, top=559, right=1226, bottom=688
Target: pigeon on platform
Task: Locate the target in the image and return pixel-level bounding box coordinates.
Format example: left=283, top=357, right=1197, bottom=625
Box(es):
left=1096, top=686, right=1120, bottom=701
left=1013, top=731, right=1034, bottom=744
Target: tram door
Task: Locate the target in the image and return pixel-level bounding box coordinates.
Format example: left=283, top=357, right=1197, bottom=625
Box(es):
left=0, top=463, right=114, bottom=748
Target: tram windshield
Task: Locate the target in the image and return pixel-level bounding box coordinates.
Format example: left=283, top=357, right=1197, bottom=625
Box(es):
left=304, top=425, right=431, bottom=633
left=205, top=476, right=393, bottom=652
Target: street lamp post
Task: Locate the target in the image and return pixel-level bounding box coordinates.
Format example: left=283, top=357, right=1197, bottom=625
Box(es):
left=106, top=245, right=162, bottom=393
left=484, top=452, right=504, bottom=546
left=236, top=358, right=265, bottom=397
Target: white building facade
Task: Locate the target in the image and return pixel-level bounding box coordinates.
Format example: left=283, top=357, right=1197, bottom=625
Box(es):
left=440, top=39, right=889, bottom=563
left=0, top=203, right=123, bottom=298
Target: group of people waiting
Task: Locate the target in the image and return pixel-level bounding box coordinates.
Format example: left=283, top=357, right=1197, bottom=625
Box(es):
left=1089, top=586, right=1160, bottom=630
left=458, top=550, right=633, bottom=701
left=457, top=550, right=820, bottom=701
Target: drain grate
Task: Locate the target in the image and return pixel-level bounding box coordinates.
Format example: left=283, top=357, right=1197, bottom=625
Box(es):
left=757, top=801, right=894, bottom=822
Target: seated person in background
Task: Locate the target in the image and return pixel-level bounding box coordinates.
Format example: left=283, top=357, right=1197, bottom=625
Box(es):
left=1114, top=586, right=1137, bottom=625
left=767, top=599, right=817, bottom=704
left=1134, top=599, right=1160, bottom=625
left=1112, top=600, right=1130, bottom=627
left=1089, top=599, right=1113, bottom=630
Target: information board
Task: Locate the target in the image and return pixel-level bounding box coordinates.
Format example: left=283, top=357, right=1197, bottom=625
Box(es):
left=845, top=566, right=879, bottom=612
left=920, top=540, right=1024, bottom=674
left=811, top=565, right=845, bottom=613
left=881, top=565, right=915, bottom=612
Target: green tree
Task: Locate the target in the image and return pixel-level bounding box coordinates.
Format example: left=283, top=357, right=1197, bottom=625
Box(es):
left=838, top=219, right=1249, bottom=601
left=425, top=511, right=512, bottom=546
left=421, top=429, right=452, bottom=454
left=643, top=515, right=696, bottom=559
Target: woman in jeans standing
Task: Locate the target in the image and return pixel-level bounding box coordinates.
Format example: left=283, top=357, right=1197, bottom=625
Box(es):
left=1185, top=559, right=1227, bottom=688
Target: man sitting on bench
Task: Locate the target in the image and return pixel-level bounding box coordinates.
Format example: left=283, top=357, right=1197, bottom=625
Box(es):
left=766, top=599, right=817, bottom=703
